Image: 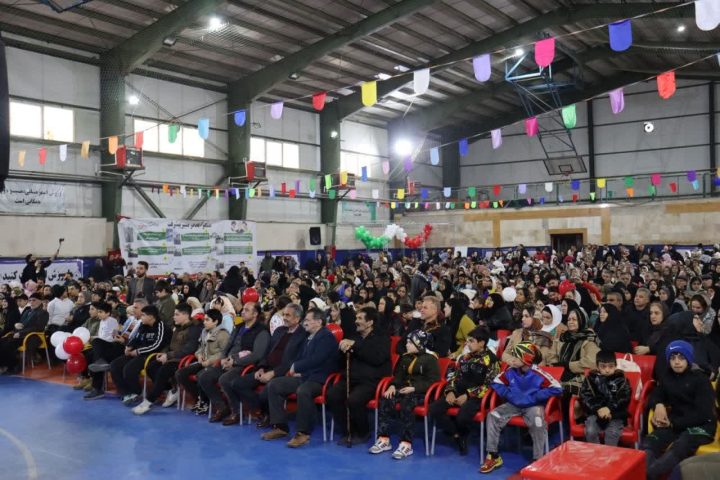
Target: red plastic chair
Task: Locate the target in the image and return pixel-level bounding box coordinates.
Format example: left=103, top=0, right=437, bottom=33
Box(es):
left=569, top=371, right=644, bottom=448
left=177, top=354, right=196, bottom=411
left=614, top=353, right=656, bottom=386
left=495, top=329, right=512, bottom=360
left=489, top=366, right=565, bottom=455
left=286, top=372, right=341, bottom=442
left=367, top=353, right=400, bottom=441
left=390, top=336, right=401, bottom=355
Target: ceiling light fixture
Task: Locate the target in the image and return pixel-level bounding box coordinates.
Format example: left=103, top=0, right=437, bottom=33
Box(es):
left=162, top=36, right=177, bottom=47
left=676, top=24, right=686, bottom=33
left=128, top=95, right=140, bottom=106
left=393, top=139, right=413, bottom=157
left=208, top=17, right=223, bottom=32
left=394, top=65, right=410, bottom=72
left=376, top=73, right=392, bottom=80
left=514, top=48, right=525, bottom=57
left=288, top=72, right=300, bottom=80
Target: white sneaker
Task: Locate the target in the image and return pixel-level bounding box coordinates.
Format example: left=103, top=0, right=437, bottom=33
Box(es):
left=368, top=437, right=392, bottom=454
left=391, top=442, right=413, bottom=460
left=161, top=389, right=178, bottom=408
left=132, top=399, right=153, bottom=415
left=122, top=393, right=140, bottom=406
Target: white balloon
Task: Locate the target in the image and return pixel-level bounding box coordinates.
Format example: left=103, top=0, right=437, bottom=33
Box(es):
left=72, top=327, right=91, bottom=344
left=50, top=331, right=70, bottom=347
left=55, top=343, right=71, bottom=361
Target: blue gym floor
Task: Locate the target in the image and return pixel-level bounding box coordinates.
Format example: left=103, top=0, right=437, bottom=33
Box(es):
left=0, top=376, right=532, bottom=479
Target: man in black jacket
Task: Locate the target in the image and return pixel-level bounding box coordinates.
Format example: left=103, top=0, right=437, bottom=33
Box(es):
left=219, top=303, right=307, bottom=426
left=328, top=307, right=391, bottom=446
left=126, top=261, right=155, bottom=304
left=0, top=293, right=48, bottom=374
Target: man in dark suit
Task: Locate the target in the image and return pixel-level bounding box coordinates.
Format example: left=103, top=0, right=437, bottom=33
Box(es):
left=0, top=293, right=49, bottom=373
left=126, top=261, right=155, bottom=304
left=261, top=308, right=339, bottom=448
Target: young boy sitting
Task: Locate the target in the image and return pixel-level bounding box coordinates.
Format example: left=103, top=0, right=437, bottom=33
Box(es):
left=480, top=342, right=562, bottom=474
left=643, top=340, right=717, bottom=480
left=579, top=349, right=631, bottom=446
left=369, top=329, right=440, bottom=460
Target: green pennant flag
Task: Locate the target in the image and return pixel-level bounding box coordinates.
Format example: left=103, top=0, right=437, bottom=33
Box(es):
left=648, top=185, right=656, bottom=196
left=468, top=186, right=477, bottom=198
left=249, top=188, right=255, bottom=198
left=492, top=201, right=499, bottom=208
left=168, top=124, right=179, bottom=144
left=324, top=174, right=332, bottom=190
left=562, top=104, right=577, bottom=129
left=450, top=202, right=455, bottom=209
left=471, top=201, right=477, bottom=208
left=624, top=176, right=634, bottom=187
left=328, top=189, right=336, bottom=199
left=309, top=178, right=316, bottom=191
left=589, top=192, right=596, bottom=201
left=608, top=191, right=614, bottom=199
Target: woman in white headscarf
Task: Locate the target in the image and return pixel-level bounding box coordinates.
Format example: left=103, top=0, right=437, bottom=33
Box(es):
left=540, top=304, right=566, bottom=339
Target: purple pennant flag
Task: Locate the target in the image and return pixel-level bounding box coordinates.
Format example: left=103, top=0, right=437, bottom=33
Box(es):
left=421, top=188, right=428, bottom=199
left=609, top=20, right=632, bottom=52
left=458, top=138, right=469, bottom=157
left=443, top=187, right=451, bottom=198
left=404, top=156, right=413, bottom=172
left=518, top=184, right=527, bottom=194
left=295, top=180, right=301, bottom=194
left=472, top=54, right=491, bottom=82
left=382, top=161, right=390, bottom=174
left=430, top=147, right=439, bottom=165
left=491, top=129, right=502, bottom=149
left=540, top=196, right=545, bottom=205
left=270, top=101, right=283, bottom=119
left=234, top=110, right=246, bottom=126
left=361, top=166, right=368, bottom=182
left=571, top=179, right=581, bottom=191
left=609, top=88, right=625, bottom=114
left=224, top=189, right=229, bottom=199
left=687, top=170, right=697, bottom=182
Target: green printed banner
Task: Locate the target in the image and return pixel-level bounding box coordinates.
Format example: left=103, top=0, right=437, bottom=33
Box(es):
left=182, top=246, right=212, bottom=255
left=224, top=246, right=254, bottom=255
left=224, top=233, right=253, bottom=241
left=137, top=246, right=167, bottom=255
left=181, top=232, right=210, bottom=241
left=137, top=231, right=166, bottom=241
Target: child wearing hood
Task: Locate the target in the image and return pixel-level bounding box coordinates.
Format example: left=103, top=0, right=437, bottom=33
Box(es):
left=643, top=340, right=716, bottom=479
left=370, top=330, right=440, bottom=460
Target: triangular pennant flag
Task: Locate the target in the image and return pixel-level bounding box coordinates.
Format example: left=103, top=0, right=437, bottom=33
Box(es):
left=608, top=191, right=614, bottom=199
left=458, top=138, right=469, bottom=157
left=493, top=185, right=501, bottom=196
left=540, top=197, right=545, bottom=205
left=197, top=188, right=202, bottom=197
left=108, top=136, right=118, bottom=154
left=445, top=202, right=451, bottom=209
left=295, top=180, right=301, bottom=194
left=626, top=187, right=634, bottom=197
left=527, top=197, right=533, bottom=205
left=281, top=182, right=287, bottom=195
left=340, top=171, right=348, bottom=185
left=572, top=193, right=579, bottom=202
left=597, top=178, right=606, bottom=188
left=518, top=184, right=527, bottom=194
left=608, top=20, right=633, bottom=52
left=562, top=104, right=577, bottom=129
left=397, top=188, right=405, bottom=200
left=413, top=68, right=430, bottom=95
left=492, top=201, right=498, bottom=209
left=325, top=174, right=332, bottom=190
left=309, top=178, right=316, bottom=191
left=309, top=189, right=316, bottom=199
left=59, top=144, right=67, bottom=162
left=382, top=161, right=390, bottom=174
left=289, top=189, right=296, bottom=198
left=589, top=192, right=596, bottom=201
left=421, top=188, right=429, bottom=199
left=692, top=180, right=700, bottom=191
left=390, top=201, right=395, bottom=209
left=246, top=162, right=255, bottom=181
left=669, top=182, right=678, bottom=193
left=468, top=186, right=476, bottom=198
left=464, top=202, right=470, bottom=210
left=624, top=176, right=634, bottom=187
left=271, top=102, right=284, bottom=119
left=349, top=189, right=357, bottom=200
left=234, top=110, right=246, bottom=127
left=571, top=179, right=580, bottom=191
left=180, top=185, right=187, bottom=198
left=435, top=202, right=440, bottom=210
left=545, top=182, right=553, bottom=192
left=162, top=184, right=169, bottom=194
left=361, top=166, right=368, bottom=182
left=657, top=72, right=676, bottom=99
left=558, top=195, right=564, bottom=203
left=443, top=187, right=451, bottom=198
left=696, top=0, right=720, bottom=31
left=609, top=88, right=625, bottom=114
left=525, top=117, right=538, bottom=137
left=134, top=131, right=143, bottom=149
left=687, top=170, right=697, bottom=182
left=403, top=157, right=413, bottom=172
left=223, top=189, right=228, bottom=199
left=269, top=185, right=275, bottom=198
left=498, top=200, right=504, bottom=207
left=424, top=202, right=429, bottom=209
left=534, top=37, right=555, bottom=67
left=244, top=188, right=250, bottom=199
left=430, top=147, right=439, bottom=165
left=491, top=129, right=502, bottom=149
left=648, top=185, right=656, bottom=196
left=81, top=141, right=90, bottom=159
left=312, top=92, right=327, bottom=111
left=449, top=202, right=455, bottom=209
left=18, top=150, right=26, bottom=167
left=472, top=54, right=491, bottom=82
left=651, top=173, right=662, bottom=186
left=361, top=81, right=377, bottom=107
left=372, top=189, right=379, bottom=199
left=715, top=177, right=720, bottom=187
left=116, top=146, right=126, bottom=167
left=168, top=125, right=178, bottom=144
left=197, top=118, right=209, bottom=140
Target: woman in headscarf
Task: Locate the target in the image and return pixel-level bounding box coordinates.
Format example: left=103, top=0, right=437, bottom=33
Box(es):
left=476, top=293, right=512, bottom=338
left=658, top=286, right=675, bottom=313
left=688, top=294, right=717, bottom=336
left=218, top=266, right=243, bottom=296
left=444, top=296, right=477, bottom=358
left=550, top=308, right=600, bottom=395
left=502, top=305, right=553, bottom=365
left=210, top=295, right=236, bottom=332
left=560, top=298, right=580, bottom=325
left=540, top=304, right=566, bottom=339
left=634, top=301, right=673, bottom=357
left=594, top=303, right=632, bottom=353
left=376, top=295, right=396, bottom=336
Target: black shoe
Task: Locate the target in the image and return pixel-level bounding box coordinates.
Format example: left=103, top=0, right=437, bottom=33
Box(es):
left=255, top=415, right=270, bottom=429
left=351, top=433, right=371, bottom=445
left=84, top=389, right=105, bottom=400
left=454, top=435, right=469, bottom=456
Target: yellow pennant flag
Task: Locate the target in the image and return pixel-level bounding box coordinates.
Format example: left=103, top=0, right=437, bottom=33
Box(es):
left=108, top=136, right=118, bottom=155
left=18, top=150, right=26, bottom=167
left=81, top=141, right=90, bottom=159
left=390, top=201, right=396, bottom=209
left=256, top=187, right=262, bottom=197
left=361, top=81, right=377, bottom=107
left=339, top=171, right=348, bottom=185
left=596, top=178, right=606, bottom=188
left=397, top=188, right=405, bottom=200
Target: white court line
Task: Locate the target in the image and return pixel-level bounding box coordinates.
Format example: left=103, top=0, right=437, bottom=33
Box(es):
left=0, top=427, right=38, bottom=480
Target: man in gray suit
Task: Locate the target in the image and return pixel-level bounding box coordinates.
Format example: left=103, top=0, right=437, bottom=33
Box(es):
left=126, top=261, right=156, bottom=304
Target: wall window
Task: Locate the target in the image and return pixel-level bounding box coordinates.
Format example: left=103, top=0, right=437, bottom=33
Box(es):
left=134, top=119, right=159, bottom=152
left=182, top=127, right=204, bottom=158
left=133, top=119, right=205, bottom=157
left=10, top=101, right=74, bottom=142
left=250, top=136, right=301, bottom=169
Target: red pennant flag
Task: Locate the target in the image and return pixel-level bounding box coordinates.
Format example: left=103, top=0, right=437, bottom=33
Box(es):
left=247, top=162, right=255, bottom=181
left=493, top=185, right=501, bottom=196
left=289, top=189, right=296, bottom=198
left=669, top=182, right=678, bottom=193
left=657, top=71, right=676, bottom=99
left=572, top=193, right=579, bottom=202
left=134, top=131, right=144, bottom=150
left=281, top=182, right=287, bottom=194
left=38, top=147, right=47, bottom=165
left=312, top=92, right=327, bottom=111
left=116, top=146, right=127, bottom=168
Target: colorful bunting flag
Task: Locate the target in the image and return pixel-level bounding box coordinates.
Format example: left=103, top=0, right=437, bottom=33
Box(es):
left=609, top=88, right=625, bottom=114
left=571, top=179, right=580, bottom=191
left=397, top=188, right=405, bottom=200
left=545, top=182, right=553, bottom=192
left=518, top=184, right=527, bottom=194
left=669, top=182, right=678, bottom=193
left=421, top=188, right=429, bottom=200
left=59, top=144, right=67, bottom=162
left=443, top=187, right=451, bottom=198
left=281, top=182, right=287, bottom=195
left=382, top=161, right=390, bottom=175
left=626, top=187, right=634, bottom=197
left=696, top=0, right=720, bottom=31
left=458, top=138, right=469, bottom=157
left=289, top=189, right=296, bottom=198
left=325, top=174, right=332, bottom=190
left=525, top=117, right=538, bottom=137
left=572, top=193, right=579, bottom=202
left=624, top=176, right=634, bottom=187
left=312, top=92, right=327, bottom=111
left=168, top=125, right=178, bottom=144
left=18, top=150, right=25, bottom=167
left=329, top=189, right=336, bottom=200
left=651, top=173, right=662, bottom=186
left=295, top=180, right=301, bottom=194
left=493, top=184, right=501, bottom=196
left=271, top=102, right=284, bottom=119
left=562, top=104, right=577, bottom=129
left=472, top=54, right=491, bottom=82
left=468, top=186, right=476, bottom=198
left=134, top=131, right=143, bottom=150
left=657, top=71, right=676, bottom=99
left=361, top=81, right=377, bottom=107
left=372, top=189, right=379, bottom=199
left=692, top=179, right=700, bottom=190
left=403, top=157, right=413, bottom=172
left=491, top=129, right=502, bottom=149
left=527, top=198, right=533, bottom=205
left=361, top=166, right=368, bottom=182
left=81, top=141, right=90, bottom=159
left=234, top=110, right=246, bottom=127
left=413, top=68, right=430, bottom=95
left=687, top=170, right=697, bottom=182
left=349, top=189, right=357, bottom=200
left=597, top=178, right=606, bottom=188
left=198, top=118, right=209, bottom=139
left=648, top=185, right=656, bottom=196
left=534, top=37, right=555, bottom=67
left=108, top=136, right=118, bottom=154
left=609, top=20, right=632, bottom=52
left=340, top=171, right=348, bottom=185
left=430, top=147, right=439, bottom=165
left=269, top=185, right=275, bottom=198
left=589, top=192, right=596, bottom=201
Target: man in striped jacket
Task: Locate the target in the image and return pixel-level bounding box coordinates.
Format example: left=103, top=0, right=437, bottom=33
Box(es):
left=109, top=305, right=169, bottom=406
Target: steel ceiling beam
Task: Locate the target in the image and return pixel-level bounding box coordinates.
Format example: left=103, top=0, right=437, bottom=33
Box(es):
left=104, top=0, right=226, bottom=75
left=333, top=2, right=692, bottom=120
left=228, top=0, right=436, bottom=102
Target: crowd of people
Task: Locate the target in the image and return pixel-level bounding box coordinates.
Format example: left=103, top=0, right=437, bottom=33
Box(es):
left=1, top=242, right=720, bottom=478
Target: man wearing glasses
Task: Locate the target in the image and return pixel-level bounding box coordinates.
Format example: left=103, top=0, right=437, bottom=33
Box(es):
left=0, top=293, right=49, bottom=374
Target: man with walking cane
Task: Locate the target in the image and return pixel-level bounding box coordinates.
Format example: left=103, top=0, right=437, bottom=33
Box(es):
left=327, top=307, right=392, bottom=447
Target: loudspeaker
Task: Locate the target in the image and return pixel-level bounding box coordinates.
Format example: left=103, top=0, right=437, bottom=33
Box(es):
left=309, top=227, right=321, bottom=246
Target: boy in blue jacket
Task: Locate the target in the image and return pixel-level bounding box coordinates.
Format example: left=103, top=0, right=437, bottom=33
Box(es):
left=480, top=342, right=562, bottom=474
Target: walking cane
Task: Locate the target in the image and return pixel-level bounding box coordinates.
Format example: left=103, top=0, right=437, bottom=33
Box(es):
left=345, top=350, right=352, bottom=448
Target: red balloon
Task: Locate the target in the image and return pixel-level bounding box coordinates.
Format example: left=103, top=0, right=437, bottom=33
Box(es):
left=63, top=335, right=84, bottom=356
left=327, top=323, right=343, bottom=343
left=66, top=353, right=87, bottom=374
left=241, top=288, right=260, bottom=304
